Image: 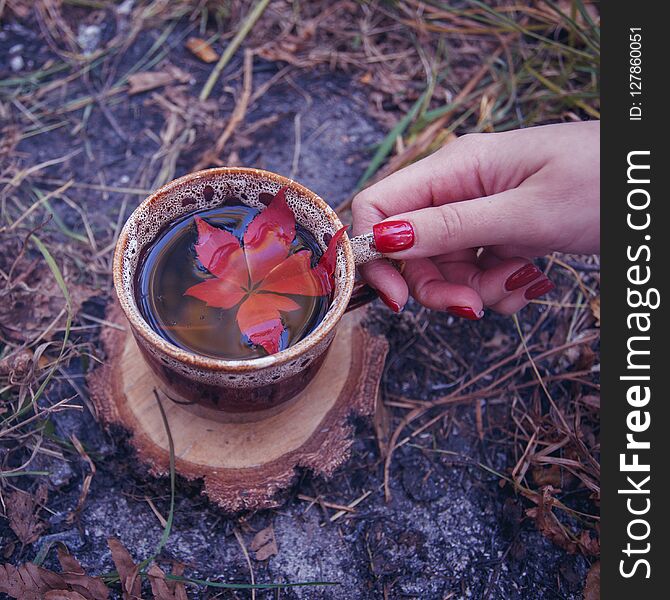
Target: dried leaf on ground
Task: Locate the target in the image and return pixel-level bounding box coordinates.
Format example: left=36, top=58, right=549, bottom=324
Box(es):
left=589, top=296, right=600, bottom=326
left=578, top=530, right=600, bottom=556
left=157, top=85, right=219, bottom=116
left=0, top=554, right=108, bottom=600
left=526, top=487, right=599, bottom=556
left=2, top=541, right=15, bottom=559
left=576, top=344, right=596, bottom=370
left=44, top=591, right=89, bottom=599
left=0, top=349, right=34, bottom=379
left=7, top=486, right=48, bottom=545
left=359, top=71, right=372, bottom=84
left=0, top=562, right=65, bottom=600
left=249, top=525, right=278, bottom=561
left=108, top=538, right=141, bottom=600
left=127, top=66, right=190, bottom=95
left=583, top=561, right=600, bottom=600
left=531, top=465, right=563, bottom=488
left=56, top=546, right=110, bottom=599
left=373, top=397, right=391, bottom=459
left=147, top=563, right=188, bottom=600
left=185, top=37, right=219, bottom=63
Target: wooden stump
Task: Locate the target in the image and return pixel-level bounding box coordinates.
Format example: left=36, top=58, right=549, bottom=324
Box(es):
left=88, top=304, right=388, bottom=512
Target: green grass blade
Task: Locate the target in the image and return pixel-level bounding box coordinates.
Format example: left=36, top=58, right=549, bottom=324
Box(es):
left=463, top=0, right=598, bottom=63
left=32, top=541, right=55, bottom=566
left=541, top=0, right=600, bottom=51
left=355, top=88, right=430, bottom=192
left=32, top=188, right=89, bottom=244
left=525, top=64, right=600, bottom=119
left=7, top=235, right=74, bottom=421
left=137, top=390, right=176, bottom=571
left=0, top=470, right=50, bottom=478
left=420, top=87, right=486, bottom=125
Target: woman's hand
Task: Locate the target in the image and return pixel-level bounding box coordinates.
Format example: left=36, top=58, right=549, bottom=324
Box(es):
left=352, top=121, right=600, bottom=317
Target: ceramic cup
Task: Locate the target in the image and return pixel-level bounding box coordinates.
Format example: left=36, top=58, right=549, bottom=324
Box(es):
left=113, top=167, right=382, bottom=415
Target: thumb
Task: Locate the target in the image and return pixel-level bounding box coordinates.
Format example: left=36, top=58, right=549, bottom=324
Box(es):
left=372, top=188, right=543, bottom=259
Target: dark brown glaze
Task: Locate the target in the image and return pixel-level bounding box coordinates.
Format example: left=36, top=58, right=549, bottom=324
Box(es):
left=136, top=336, right=330, bottom=412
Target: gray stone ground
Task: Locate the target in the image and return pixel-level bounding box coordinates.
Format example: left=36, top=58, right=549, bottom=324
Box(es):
left=1, top=18, right=591, bottom=599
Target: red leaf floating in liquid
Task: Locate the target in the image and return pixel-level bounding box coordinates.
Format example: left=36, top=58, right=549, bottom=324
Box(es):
left=183, top=217, right=248, bottom=309
left=236, top=293, right=300, bottom=354
left=314, top=226, right=347, bottom=294
left=183, top=188, right=346, bottom=355
left=259, top=251, right=324, bottom=296
left=243, top=187, right=295, bottom=284
left=184, top=277, right=246, bottom=309
left=193, top=217, right=247, bottom=283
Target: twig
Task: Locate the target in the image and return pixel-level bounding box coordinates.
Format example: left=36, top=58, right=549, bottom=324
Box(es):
left=290, top=112, right=302, bottom=179
left=80, top=312, right=126, bottom=331
left=329, top=490, right=371, bottom=523
left=66, top=433, right=96, bottom=524
left=297, top=494, right=358, bottom=513
left=0, top=397, right=81, bottom=439
left=382, top=331, right=599, bottom=501
left=512, top=314, right=571, bottom=434
left=145, top=496, right=168, bottom=528
left=551, top=254, right=596, bottom=298
left=233, top=528, right=256, bottom=600
left=199, top=0, right=270, bottom=101
left=141, top=390, right=176, bottom=569
left=195, top=49, right=254, bottom=169
left=28, top=178, right=150, bottom=195
left=4, top=150, right=81, bottom=191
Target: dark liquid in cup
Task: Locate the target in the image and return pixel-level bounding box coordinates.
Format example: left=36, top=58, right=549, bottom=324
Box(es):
left=134, top=202, right=330, bottom=360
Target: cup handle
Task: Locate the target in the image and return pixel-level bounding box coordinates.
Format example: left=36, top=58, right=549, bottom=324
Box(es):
left=346, top=280, right=378, bottom=313
left=344, top=233, right=383, bottom=313
left=349, top=232, right=383, bottom=265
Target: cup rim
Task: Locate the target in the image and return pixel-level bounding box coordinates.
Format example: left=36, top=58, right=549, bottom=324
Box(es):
left=112, top=167, right=355, bottom=373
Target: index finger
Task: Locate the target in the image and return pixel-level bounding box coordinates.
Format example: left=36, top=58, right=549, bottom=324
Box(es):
left=352, top=137, right=480, bottom=234
left=351, top=127, right=552, bottom=235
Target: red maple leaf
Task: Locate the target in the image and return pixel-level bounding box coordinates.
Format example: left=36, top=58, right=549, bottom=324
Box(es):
left=184, top=188, right=345, bottom=355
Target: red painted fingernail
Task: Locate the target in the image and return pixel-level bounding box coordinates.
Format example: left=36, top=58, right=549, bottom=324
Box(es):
left=504, top=264, right=542, bottom=291
left=447, top=306, right=484, bottom=320
left=373, top=220, right=415, bottom=253
left=378, top=291, right=402, bottom=313
left=524, top=278, right=555, bottom=300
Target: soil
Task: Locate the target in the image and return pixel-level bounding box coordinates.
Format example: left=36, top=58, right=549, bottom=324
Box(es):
left=0, top=12, right=596, bottom=600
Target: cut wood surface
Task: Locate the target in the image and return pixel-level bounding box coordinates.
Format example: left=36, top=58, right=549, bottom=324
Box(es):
left=88, top=304, right=388, bottom=511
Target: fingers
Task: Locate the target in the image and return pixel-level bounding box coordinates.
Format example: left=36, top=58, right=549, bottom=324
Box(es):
left=371, top=186, right=552, bottom=260
left=359, top=260, right=409, bottom=313
left=488, top=276, right=554, bottom=315
left=354, top=122, right=600, bottom=260
left=470, top=251, right=543, bottom=314
left=484, top=244, right=550, bottom=261
left=386, top=253, right=555, bottom=318
left=351, top=128, right=550, bottom=238
left=351, top=135, right=489, bottom=236
left=403, top=258, right=483, bottom=318
left=439, top=254, right=542, bottom=299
